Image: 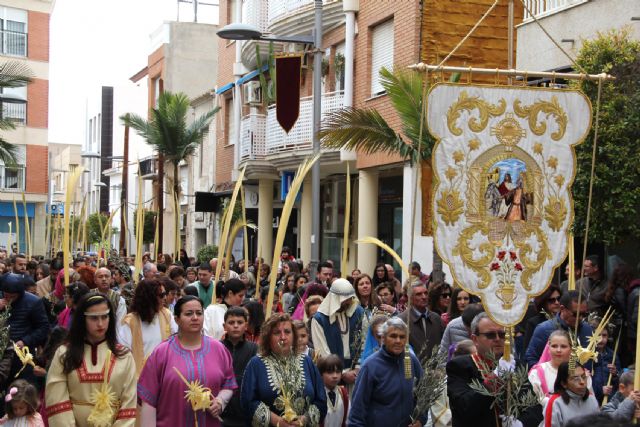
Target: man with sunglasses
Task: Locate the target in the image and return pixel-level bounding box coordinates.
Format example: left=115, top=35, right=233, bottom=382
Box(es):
left=524, top=290, right=593, bottom=368
left=447, top=313, right=543, bottom=427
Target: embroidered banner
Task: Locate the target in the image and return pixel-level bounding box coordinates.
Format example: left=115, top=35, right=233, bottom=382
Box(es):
left=275, top=55, right=302, bottom=133
left=427, top=83, right=591, bottom=326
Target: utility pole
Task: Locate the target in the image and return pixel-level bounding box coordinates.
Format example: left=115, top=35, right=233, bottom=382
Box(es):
left=120, top=115, right=129, bottom=254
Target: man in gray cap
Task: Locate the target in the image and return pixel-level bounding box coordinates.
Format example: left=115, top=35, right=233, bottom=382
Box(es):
left=311, top=278, right=364, bottom=385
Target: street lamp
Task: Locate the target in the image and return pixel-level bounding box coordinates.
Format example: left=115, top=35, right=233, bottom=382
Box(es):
left=217, top=0, right=323, bottom=271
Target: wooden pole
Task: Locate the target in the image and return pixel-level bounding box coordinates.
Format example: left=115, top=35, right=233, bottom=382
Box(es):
left=120, top=116, right=129, bottom=254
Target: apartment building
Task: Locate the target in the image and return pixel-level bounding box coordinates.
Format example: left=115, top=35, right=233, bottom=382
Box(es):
left=0, top=0, right=51, bottom=256
left=517, top=0, right=639, bottom=72
left=215, top=0, right=521, bottom=276
left=130, top=21, right=219, bottom=257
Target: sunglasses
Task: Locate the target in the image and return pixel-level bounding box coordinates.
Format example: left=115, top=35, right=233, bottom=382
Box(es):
left=565, top=308, right=587, bottom=318
left=157, top=292, right=167, bottom=298
left=547, top=297, right=561, bottom=303
left=477, top=331, right=506, bottom=340
left=440, top=293, right=451, bottom=299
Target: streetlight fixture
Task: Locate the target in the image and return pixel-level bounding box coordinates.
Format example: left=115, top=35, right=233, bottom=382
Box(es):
left=217, top=0, right=323, bottom=272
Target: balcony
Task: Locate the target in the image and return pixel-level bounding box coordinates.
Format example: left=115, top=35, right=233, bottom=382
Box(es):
left=0, top=165, right=25, bottom=191
left=240, top=113, right=267, bottom=162
left=267, top=0, right=345, bottom=41
left=0, top=30, right=27, bottom=57
left=523, top=0, right=588, bottom=20
left=1, top=102, right=26, bottom=125
left=241, top=0, right=285, bottom=69
left=265, top=90, right=343, bottom=155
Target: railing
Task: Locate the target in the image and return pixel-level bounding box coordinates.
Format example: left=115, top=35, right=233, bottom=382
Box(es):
left=523, top=0, right=587, bottom=19
left=266, top=90, right=343, bottom=155
left=0, top=165, right=25, bottom=191
left=0, top=30, right=27, bottom=56
left=268, top=0, right=336, bottom=25
left=240, top=113, right=267, bottom=161
left=1, top=103, right=26, bottom=124
left=242, top=0, right=269, bottom=33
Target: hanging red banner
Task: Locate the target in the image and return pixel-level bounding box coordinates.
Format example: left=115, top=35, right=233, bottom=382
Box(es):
left=275, top=55, right=302, bottom=133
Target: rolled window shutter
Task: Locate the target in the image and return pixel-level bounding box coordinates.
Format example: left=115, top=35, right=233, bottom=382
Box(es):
left=370, top=19, right=395, bottom=96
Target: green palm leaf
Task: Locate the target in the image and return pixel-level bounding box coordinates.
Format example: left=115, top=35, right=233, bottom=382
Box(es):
left=0, top=61, right=33, bottom=89
left=0, top=137, right=18, bottom=165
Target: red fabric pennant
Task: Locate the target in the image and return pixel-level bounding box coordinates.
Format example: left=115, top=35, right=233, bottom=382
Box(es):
left=275, top=55, right=302, bottom=133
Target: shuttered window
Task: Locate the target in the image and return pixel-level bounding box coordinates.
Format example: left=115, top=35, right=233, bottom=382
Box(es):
left=370, top=19, right=394, bottom=96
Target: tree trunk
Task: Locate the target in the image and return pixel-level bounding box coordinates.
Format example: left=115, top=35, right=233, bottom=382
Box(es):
left=157, top=153, right=164, bottom=255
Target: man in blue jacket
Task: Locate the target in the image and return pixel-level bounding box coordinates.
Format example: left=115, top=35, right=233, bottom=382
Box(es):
left=0, top=273, right=50, bottom=383
left=524, top=290, right=592, bottom=368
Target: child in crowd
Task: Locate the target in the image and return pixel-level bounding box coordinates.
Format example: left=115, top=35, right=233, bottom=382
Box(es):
left=601, top=370, right=640, bottom=423
left=294, top=320, right=317, bottom=362
left=544, top=362, right=599, bottom=427
left=590, top=326, right=621, bottom=403
left=0, top=379, right=44, bottom=426
left=318, top=355, right=349, bottom=427
left=220, top=307, right=257, bottom=427
left=452, top=339, right=476, bottom=358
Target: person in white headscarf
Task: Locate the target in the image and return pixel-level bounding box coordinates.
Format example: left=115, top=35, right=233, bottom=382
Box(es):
left=311, top=278, right=365, bottom=386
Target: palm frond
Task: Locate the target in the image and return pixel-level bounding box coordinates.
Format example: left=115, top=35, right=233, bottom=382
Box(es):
left=0, top=61, right=33, bottom=88
left=0, top=118, right=16, bottom=132
left=0, top=138, right=18, bottom=165
left=319, top=107, right=420, bottom=163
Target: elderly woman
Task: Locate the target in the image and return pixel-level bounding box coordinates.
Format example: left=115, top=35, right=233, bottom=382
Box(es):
left=138, top=296, right=237, bottom=426
left=348, top=317, right=426, bottom=427
left=118, top=278, right=178, bottom=377
left=241, top=313, right=326, bottom=427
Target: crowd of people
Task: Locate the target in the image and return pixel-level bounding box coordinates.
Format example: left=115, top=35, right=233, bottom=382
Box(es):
left=0, top=246, right=637, bottom=427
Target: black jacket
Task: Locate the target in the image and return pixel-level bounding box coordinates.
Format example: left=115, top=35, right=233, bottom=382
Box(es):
left=221, top=338, right=258, bottom=427
left=6, top=291, right=50, bottom=349
left=447, top=354, right=543, bottom=427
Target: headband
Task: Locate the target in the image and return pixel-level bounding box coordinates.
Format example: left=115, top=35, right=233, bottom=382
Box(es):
left=84, top=309, right=110, bottom=317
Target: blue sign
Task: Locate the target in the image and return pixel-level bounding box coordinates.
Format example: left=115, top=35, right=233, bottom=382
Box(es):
left=47, top=203, right=64, bottom=215
left=280, top=171, right=302, bottom=202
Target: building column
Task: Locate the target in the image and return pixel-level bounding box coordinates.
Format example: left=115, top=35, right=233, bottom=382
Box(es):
left=299, top=177, right=312, bottom=265
left=357, top=168, right=378, bottom=275
left=32, top=203, right=46, bottom=256
left=258, top=179, right=274, bottom=265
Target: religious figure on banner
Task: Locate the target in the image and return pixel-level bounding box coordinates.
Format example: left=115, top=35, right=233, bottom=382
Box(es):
left=428, top=84, right=591, bottom=327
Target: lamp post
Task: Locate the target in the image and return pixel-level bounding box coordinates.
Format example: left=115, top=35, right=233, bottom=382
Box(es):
left=217, top=0, right=323, bottom=271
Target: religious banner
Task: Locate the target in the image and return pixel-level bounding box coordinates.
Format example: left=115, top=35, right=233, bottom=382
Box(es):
left=275, top=55, right=302, bottom=133
left=428, top=83, right=591, bottom=326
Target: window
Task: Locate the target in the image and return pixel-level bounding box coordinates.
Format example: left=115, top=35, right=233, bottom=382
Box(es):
left=335, top=43, right=346, bottom=92
left=370, top=19, right=394, bottom=96
left=0, top=6, right=27, bottom=57
left=0, top=85, right=26, bottom=124
left=226, top=97, right=236, bottom=146
left=0, top=144, right=25, bottom=190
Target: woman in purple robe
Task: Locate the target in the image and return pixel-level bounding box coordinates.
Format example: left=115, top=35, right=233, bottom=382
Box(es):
left=138, top=295, right=237, bottom=426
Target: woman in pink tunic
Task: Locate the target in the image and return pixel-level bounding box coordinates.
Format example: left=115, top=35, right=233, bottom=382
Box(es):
left=137, top=296, right=237, bottom=426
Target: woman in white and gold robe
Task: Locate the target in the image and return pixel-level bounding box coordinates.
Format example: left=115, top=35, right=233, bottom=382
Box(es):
left=45, top=293, right=137, bottom=426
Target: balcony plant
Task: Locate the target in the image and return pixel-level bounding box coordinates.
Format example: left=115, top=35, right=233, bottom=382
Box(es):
left=122, top=92, right=219, bottom=255
left=0, top=61, right=32, bottom=165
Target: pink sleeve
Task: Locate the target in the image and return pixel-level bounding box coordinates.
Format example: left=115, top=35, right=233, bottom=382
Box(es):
left=137, top=343, right=163, bottom=407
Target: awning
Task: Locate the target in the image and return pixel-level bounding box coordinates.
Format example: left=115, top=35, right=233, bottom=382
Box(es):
left=236, top=64, right=269, bottom=86
left=215, top=82, right=235, bottom=95
left=0, top=202, right=34, bottom=218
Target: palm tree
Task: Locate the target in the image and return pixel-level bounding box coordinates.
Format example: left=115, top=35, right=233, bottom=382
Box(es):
left=0, top=61, right=33, bottom=164
left=122, top=91, right=219, bottom=254
left=319, top=67, right=446, bottom=281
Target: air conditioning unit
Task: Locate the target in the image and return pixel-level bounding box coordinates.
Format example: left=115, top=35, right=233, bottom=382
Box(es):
left=242, top=81, right=262, bottom=105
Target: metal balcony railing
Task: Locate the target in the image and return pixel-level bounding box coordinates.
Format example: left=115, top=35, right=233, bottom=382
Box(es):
left=0, top=30, right=27, bottom=56
left=240, top=113, right=267, bottom=161
left=523, top=0, right=587, bottom=19
left=268, top=0, right=335, bottom=25
left=242, top=0, right=269, bottom=33
left=0, top=165, right=25, bottom=191
left=265, top=90, right=343, bottom=155
left=1, top=102, right=26, bottom=124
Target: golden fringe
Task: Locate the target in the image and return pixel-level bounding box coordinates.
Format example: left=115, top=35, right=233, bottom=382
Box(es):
left=265, top=155, right=319, bottom=318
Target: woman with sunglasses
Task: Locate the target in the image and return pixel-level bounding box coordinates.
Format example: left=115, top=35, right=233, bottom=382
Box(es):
left=118, top=278, right=178, bottom=377
left=45, top=293, right=137, bottom=425
left=138, top=296, right=237, bottom=426
left=544, top=361, right=599, bottom=427
left=427, top=282, right=452, bottom=316
left=523, top=285, right=562, bottom=352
